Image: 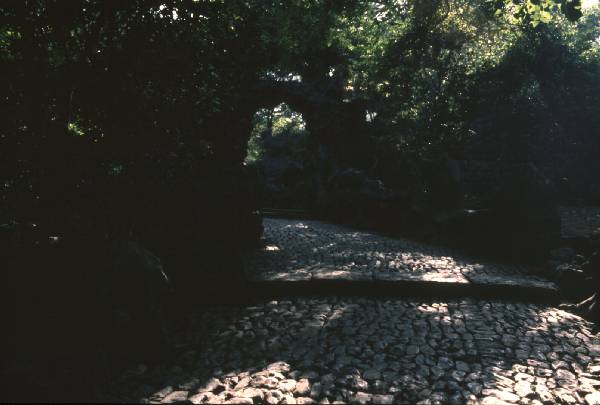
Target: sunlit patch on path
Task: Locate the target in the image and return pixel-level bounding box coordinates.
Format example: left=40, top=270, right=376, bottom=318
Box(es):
left=244, top=218, right=557, bottom=296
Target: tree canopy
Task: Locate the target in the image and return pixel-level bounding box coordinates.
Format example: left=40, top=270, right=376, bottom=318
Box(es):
left=1, top=0, right=599, bottom=235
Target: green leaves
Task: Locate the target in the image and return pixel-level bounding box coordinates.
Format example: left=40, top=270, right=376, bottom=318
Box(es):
left=486, top=0, right=583, bottom=26
left=68, top=122, right=85, bottom=137
left=561, top=0, right=584, bottom=20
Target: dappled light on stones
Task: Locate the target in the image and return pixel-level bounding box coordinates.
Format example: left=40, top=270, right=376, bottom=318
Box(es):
left=108, top=298, right=600, bottom=404
left=245, top=219, right=558, bottom=294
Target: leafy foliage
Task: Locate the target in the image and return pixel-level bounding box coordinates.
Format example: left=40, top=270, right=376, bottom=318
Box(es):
left=245, top=103, right=307, bottom=163
left=1, top=0, right=599, bottom=239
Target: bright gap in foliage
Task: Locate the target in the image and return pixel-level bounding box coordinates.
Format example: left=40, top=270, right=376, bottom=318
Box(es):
left=244, top=103, right=307, bottom=164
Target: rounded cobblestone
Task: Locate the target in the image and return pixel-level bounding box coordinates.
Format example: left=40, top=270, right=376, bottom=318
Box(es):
left=108, top=297, right=600, bottom=404
left=245, top=219, right=556, bottom=290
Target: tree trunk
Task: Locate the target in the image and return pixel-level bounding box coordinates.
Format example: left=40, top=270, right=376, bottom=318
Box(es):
left=560, top=293, right=600, bottom=322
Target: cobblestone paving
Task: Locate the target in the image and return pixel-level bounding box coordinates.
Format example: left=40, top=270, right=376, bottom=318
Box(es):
left=244, top=219, right=556, bottom=291
left=110, top=298, right=600, bottom=404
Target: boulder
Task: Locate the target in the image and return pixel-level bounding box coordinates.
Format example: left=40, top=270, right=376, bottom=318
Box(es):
left=93, top=239, right=172, bottom=369
left=2, top=234, right=172, bottom=402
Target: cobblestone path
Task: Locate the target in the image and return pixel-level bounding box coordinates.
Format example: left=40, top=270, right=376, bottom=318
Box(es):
left=244, top=219, right=557, bottom=293
left=106, top=218, right=600, bottom=404
left=110, top=298, right=600, bottom=404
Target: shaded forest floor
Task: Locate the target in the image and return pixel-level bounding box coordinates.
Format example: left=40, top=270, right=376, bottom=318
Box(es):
left=561, top=206, right=600, bottom=239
